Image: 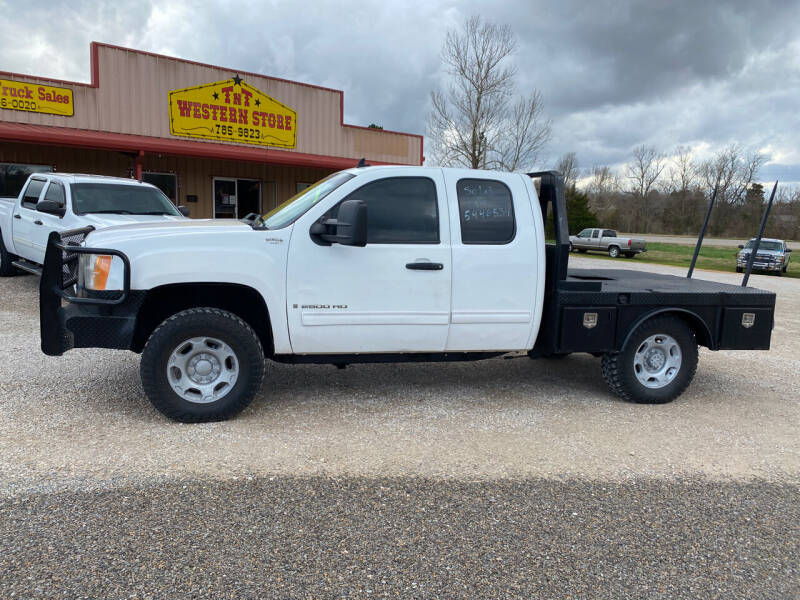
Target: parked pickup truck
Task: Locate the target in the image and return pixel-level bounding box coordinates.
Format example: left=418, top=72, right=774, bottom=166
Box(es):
left=0, top=173, right=188, bottom=276
left=570, top=228, right=646, bottom=258
left=39, top=167, right=776, bottom=422
left=736, top=238, right=792, bottom=275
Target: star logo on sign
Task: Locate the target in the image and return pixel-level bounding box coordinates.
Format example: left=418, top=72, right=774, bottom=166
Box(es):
left=255, top=98, right=261, bottom=106
left=212, top=91, right=219, bottom=100
left=232, top=75, right=242, bottom=86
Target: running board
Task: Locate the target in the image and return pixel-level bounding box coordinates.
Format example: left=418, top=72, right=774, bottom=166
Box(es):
left=11, top=259, right=43, bottom=276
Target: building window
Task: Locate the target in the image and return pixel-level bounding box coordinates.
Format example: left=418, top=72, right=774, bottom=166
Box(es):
left=213, top=177, right=262, bottom=219
left=457, top=178, right=515, bottom=244
left=143, top=172, right=178, bottom=204
left=296, top=182, right=312, bottom=194
left=0, top=163, right=53, bottom=198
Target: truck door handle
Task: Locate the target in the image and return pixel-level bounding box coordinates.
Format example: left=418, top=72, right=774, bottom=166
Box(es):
left=406, top=262, right=444, bottom=271
left=34, top=220, right=43, bottom=225
left=13, top=214, right=21, bottom=219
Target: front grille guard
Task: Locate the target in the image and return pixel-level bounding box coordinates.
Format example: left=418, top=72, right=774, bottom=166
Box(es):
left=41, top=226, right=131, bottom=306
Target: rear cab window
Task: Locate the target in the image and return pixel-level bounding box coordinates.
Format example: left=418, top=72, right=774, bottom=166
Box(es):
left=456, top=178, right=515, bottom=244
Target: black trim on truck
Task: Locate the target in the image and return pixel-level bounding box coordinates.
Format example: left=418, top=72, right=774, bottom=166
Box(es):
left=527, top=173, right=777, bottom=357
left=40, top=228, right=141, bottom=356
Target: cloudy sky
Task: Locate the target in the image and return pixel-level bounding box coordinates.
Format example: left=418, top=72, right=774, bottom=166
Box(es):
left=1, top=0, right=798, bottom=183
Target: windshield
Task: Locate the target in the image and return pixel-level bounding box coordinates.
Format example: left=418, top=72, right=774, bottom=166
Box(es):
left=71, top=183, right=182, bottom=216
left=260, top=172, right=355, bottom=229
left=744, top=240, right=782, bottom=251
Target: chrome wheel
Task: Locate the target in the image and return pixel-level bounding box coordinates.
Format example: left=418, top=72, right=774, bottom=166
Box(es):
left=166, top=336, right=239, bottom=404
left=633, top=333, right=682, bottom=389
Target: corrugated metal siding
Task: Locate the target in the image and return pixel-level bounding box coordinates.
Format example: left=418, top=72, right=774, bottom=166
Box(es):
left=0, top=141, right=335, bottom=218
left=4, top=44, right=418, bottom=165
left=1, top=45, right=422, bottom=165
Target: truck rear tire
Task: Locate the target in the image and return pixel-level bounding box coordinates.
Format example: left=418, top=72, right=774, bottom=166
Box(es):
left=140, top=307, right=265, bottom=422
left=601, top=316, right=698, bottom=405
left=608, top=246, right=620, bottom=258
left=624, top=252, right=635, bottom=258
left=0, top=231, right=20, bottom=277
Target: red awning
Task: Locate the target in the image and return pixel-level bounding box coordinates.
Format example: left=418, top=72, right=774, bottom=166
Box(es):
left=0, top=122, right=385, bottom=169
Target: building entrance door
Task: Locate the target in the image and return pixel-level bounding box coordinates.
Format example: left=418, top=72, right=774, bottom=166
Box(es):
left=237, top=179, right=261, bottom=218
left=213, top=177, right=261, bottom=218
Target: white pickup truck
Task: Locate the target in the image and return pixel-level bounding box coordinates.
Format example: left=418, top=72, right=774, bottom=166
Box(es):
left=0, top=173, right=187, bottom=276
left=569, top=228, right=647, bottom=258
left=40, top=167, right=776, bottom=422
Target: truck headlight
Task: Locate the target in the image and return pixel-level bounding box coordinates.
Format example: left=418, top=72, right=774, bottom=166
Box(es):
left=776, top=256, right=785, bottom=263
left=78, top=254, right=124, bottom=291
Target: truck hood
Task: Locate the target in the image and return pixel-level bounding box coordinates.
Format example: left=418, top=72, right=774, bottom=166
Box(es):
left=80, top=214, right=186, bottom=228
left=84, top=218, right=252, bottom=246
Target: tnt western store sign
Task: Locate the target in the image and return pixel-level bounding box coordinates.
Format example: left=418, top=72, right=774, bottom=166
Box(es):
left=169, top=76, right=297, bottom=149
left=0, top=43, right=422, bottom=219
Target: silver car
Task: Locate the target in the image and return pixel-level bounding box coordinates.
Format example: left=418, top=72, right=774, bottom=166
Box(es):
left=736, top=238, right=792, bottom=275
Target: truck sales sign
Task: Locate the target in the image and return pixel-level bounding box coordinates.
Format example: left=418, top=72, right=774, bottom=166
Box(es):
left=169, top=76, right=297, bottom=149
left=0, top=79, right=74, bottom=116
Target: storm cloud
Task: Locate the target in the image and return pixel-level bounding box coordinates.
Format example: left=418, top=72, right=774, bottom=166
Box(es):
left=1, top=0, right=798, bottom=182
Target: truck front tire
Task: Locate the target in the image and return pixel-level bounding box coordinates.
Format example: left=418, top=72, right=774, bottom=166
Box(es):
left=601, top=316, right=698, bottom=405
left=0, top=232, right=20, bottom=277
left=140, top=307, right=265, bottom=422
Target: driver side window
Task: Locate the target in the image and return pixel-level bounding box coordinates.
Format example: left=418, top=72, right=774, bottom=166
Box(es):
left=44, top=181, right=66, bottom=208
left=578, top=229, right=590, bottom=238
left=331, top=177, right=439, bottom=244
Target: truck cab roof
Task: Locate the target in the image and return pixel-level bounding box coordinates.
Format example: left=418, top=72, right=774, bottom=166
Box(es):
left=30, top=173, right=159, bottom=188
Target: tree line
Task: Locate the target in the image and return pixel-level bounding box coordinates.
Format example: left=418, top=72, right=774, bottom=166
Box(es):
left=426, top=15, right=798, bottom=241
left=557, top=145, right=800, bottom=239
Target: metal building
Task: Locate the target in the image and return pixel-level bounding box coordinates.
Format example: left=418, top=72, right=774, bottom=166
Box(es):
left=0, top=42, right=423, bottom=218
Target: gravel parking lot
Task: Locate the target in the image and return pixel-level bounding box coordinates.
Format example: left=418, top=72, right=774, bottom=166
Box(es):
left=1, top=258, right=798, bottom=598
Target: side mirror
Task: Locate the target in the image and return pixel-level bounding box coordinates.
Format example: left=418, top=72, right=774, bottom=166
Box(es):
left=310, top=199, right=367, bottom=247
left=737, top=244, right=744, bottom=249
left=785, top=248, right=792, bottom=253
left=177, top=205, right=190, bottom=217
left=36, top=200, right=66, bottom=217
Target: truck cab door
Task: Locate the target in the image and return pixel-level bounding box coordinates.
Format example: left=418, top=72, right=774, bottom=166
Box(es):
left=27, top=181, right=69, bottom=264
left=286, top=170, right=451, bottom=354
left=590, top=229, right=601, bottom=248
left=446, top=173, right=542, bottom=351
left=12, top=177, right=47, bottom=262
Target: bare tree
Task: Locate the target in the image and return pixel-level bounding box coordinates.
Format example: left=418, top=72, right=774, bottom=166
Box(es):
left=583, top=165, right=622, bottom=225
left=626, top=145, right=666, bottom=232
left=428, top=16, right=551, bottom=171
left=556, top=152, right=579, bottom=190
left=697, top=144, right=764, bottom=206
left=586, top=165, right=619, bottom=198
left=668, top=145, right=697, bottom=195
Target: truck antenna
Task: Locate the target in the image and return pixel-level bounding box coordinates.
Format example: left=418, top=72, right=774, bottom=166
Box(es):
left=741, top=181, right=779, bottom=287
left=687, top=185, right=718, bottom=279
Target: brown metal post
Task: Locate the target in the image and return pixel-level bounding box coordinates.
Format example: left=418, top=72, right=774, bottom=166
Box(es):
left=135, top=150, right=144, bottom=181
